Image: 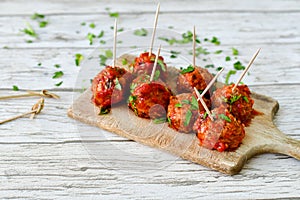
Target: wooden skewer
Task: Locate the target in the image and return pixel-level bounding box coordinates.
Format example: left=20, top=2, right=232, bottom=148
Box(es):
left=193, top=87, right=213, bottom=121
left=148, top=3, right=160, bottom=57
left=112, top=18, right=118, bottom=68
left=192, top=26, right=196, bottom=67
left=0, top=89, right=59, bottom=100
left=150, top=45, right=161, bottom=82
left=232, top=48, right=261, bottom=92
left=200, top=67, right=224, bottom=98
left=0, top=98, right=44, bottom=125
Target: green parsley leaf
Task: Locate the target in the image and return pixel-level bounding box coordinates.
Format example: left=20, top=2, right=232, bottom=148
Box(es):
left=134, top=28, right=148, bottom=36
left=105, top=50, right=113, bottom=58
left=55, top=81, right=63, bottom=87
left=52, top=71, right=64, bottom=79
left=229, top=94, right=241, bottom=104
left=81, top=22, right=86, bottom=26
left=37, top=63, right=42, bottom=66
left=184, top=110, right=193, bottom=126
left=204, top=64, right=215, bottom=68
left=21, top=23, right=38, bottom=38
left=192, top=47, right=210, bottom=56
left=109, top=12, right=119, bottom=18
left=168, top=26, right=174, bottom=29
left=97, top=30, right=104, bottom=38
left=216, top=66, right=223, bottom=71
left=170, top=50, right=180, bottom=55
left=157, top=59, right=166, bottom=71
left=225, top=70, right=236, bottom=85
left=175, top=103, right=182, bottom=108
left=218, top=114, right=231, bottom=122
left=190, top=96, right=199, bottom=110
left=99, top=55, right=107, bottom=66
left=12, top=85, right=19, bottom=91
left=225, top=56, right=231, bottom=61
left=75, top=53, right=84, bottom=66
left=167, top=116, right=171, bottom=124
left=100, top=40, right=106, bottom=44
left=170, top=54, right=177, bottom=58
left=39, top=21, right=48, bottom=28
left=87, top=33, right=96, bottom=45
left=114, top=78, right=122, bottom=90
left=203, top=112, right=208, bottom=119
left=153, top=117, right=166, bottom=124
left=154, top=70, right=160, bottom=81
left=180, top=65, right=195, bottom=74
left=232, top=48, right=239, bottom=55
left=182, top=99, right=190, bottom=105
left=130, top=83, right=137, bottom=93
left=99, top=107, right=110, bottom=115
left=214, top=50, right=223, bottom=54
left=31, top=13, right=45, bottom=20
left=122, top=58, right=128, bottom=65
left=211, top=36, right=220, bottom=45
left=26, top=40, right=33, bottom=43
left=54, top=64, right=61, bottom=68
left=243, top=96, right=249, bottom=103
left=89, top=23, right=96, bottom=29
left=233, top=61, right=245, bottom=70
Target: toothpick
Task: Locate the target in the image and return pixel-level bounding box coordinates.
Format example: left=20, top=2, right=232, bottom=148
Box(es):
left=200, top=67, right=224, bottom=98
left=150, top=45, right=161, bottom=82
left=0, top=98, right=44, bottom=125
left=112, top=18, right=118, bottom=68
left=232, top=48, right=261, bottom=92
left=193, top=87, right=213, bottom=121
left=193, top=26, right=196, bottom=67
left=148, top=3, right=160, bottom=56
left=0, top=90, right=59, bottom=100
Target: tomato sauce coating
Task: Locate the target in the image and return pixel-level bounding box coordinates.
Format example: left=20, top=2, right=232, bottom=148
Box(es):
left=193, top=105, right=245, bottom=152
left=211, top=84, right=254, bottom=125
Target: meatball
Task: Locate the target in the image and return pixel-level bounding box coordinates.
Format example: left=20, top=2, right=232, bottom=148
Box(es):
left=91, top=66, right=132, bottom=114
left=193, top=105, right=245, bottom=152
left=211, top=84, right=254, bottom=125
left=131, top=52, right=167, bottom=80
left=177, top=65, right=214, bottom=95
left=128, top=81, right=172, bottom=119
left=167, top=93, right=211, bottom=133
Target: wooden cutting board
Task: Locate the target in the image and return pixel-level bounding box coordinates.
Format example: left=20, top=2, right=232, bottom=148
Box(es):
left=67, top=55, right=300, bottom=175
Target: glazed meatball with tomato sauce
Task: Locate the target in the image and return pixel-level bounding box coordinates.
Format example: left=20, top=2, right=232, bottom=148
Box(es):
left=128, top=79, right=172, bottom=119
left=193, top=105, right=245, bottom=152
left=167, top=93, right=211, bottom=133
left=131, top=52, right=168, bottom=80
left=91, top=66, right=132, bottom=114
left=177, top=65, right=214, bottom=95
left=211, top=84, right=254, bottom=125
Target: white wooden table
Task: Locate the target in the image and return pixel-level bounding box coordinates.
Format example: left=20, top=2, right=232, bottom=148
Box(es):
left=0, top=0, right=299, bottom=199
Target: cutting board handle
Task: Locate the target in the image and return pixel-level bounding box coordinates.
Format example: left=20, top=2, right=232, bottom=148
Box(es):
left=269, top=128, right=300, bottom=160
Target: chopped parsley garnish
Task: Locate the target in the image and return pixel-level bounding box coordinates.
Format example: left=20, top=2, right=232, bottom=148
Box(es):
left=37, top=63, right=42, bottom=66
left=98, top=30, right=104, bottom=38
left=153, top=117, right=166, bottom=124
left=31, top=13, right=45, bottom=20
left=75, top=53, right=84, bottom=66
left=105, top=49, right=113, bottom=58
left=26, top=40, right=33, bottom=43
left=99, top=107, right=110, bottom=115
left=232, top=48, right=239, bottom=55
left=191, top=47, right=210, bottom=56
left=100, top=40, right=106, bottom=44
left=99, top=55, right=107, bottom=66
left=225, top=56, right=231, bottom=61
left=109, top=12, right=119, bottom=18
left=81, top=22, right=86, bottom=26
left=175, top=103, right=182, bottom=108
left=154, top=70, right=160, bottom=81
left=233, top=61, right=245, bottom=70
left=55, top=81, right=63, bottom=87
left=21, top=23, right=38, bottom=38
left=170, top=50, right=180, bottom=58
left=218, top=114, right=231, bottom=122
left=216, top=66, right=223, bottom=71
left=211, top=36, right=220, bottom=45
left=114, top=78, right=122, bottom=90
left=190, top=96, right=199, bottom=110
left=203, top=112, right=208, bottom=119
left=89, top=23, right=96, bottom=29
left=39, top=21, right=48, bottom=28
left=167, top=116, right=171, bottom=124
left=134, top=28, right=148, bottom=36
left=204, top=64, right=215, bottom=68
left=184, top=110, right=193, bottom=126
left=52, top=71, right=64, bottom=79
left=12, top=85, right=19, bottom=91
left=225, top=70, right=236, bottom=85
left=54, top=64, right=61, bottom=68
left=130, top=83, right=137, bottom=93
left=243, top=96, right=249, bottom=103
left=229, top=94, right=241, bottom=104
left=180, top=65, right=194, bottom=74
left=122, top=58, right=128, bottom=65
left=181, top=99, right=190, bottom=105
left=87, top=33, right=96, bottom=45
left=214, top=50, right=223, bottom=54
left=157, top=60, right=166, bottom=71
